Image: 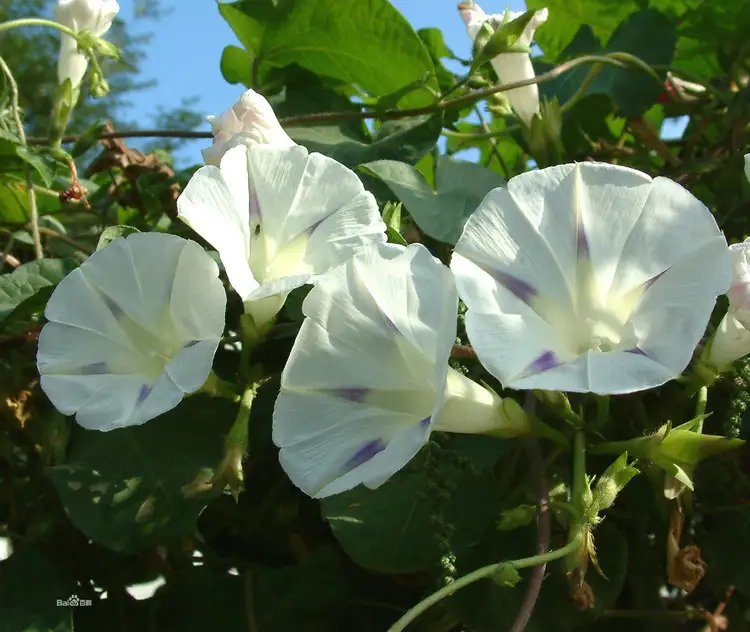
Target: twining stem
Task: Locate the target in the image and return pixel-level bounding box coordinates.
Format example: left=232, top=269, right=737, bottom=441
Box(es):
left=0, top=56, right=42, bottom=259
left=388, top=427, right=588, bottom=632
left=30, top=52, right=660, bottom=145
left=0, top=17, right=78, bottom=38
left=509, top=401, right=550, bottom=632
left=386, top=535, right=584, bottom=632
left=695, top=385, right=708, bottom=432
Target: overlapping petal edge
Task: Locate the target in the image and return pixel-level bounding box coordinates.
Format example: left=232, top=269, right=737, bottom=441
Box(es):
left=37, top=232, right=226, bottom=431
left=451, top=161, right=731, bottom=395
left=272, top=243, right=458, bottom=498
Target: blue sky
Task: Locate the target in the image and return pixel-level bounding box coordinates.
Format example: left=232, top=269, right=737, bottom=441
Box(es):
left=116, top=0, right=525, bottom=165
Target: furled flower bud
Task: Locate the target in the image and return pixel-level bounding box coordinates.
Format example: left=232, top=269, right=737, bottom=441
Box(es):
left=458, top=2, right=548, bottom=126
left=202, top=90, right=295, bottom=166
left=55, top=0, right=120, bottom=89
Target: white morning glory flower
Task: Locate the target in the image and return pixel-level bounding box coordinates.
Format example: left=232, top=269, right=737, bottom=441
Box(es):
left=273, top=243, right=531, bottom=498
left=459, top=2, right=548, bottom=126
left=202, top=89, right=295, bottom=167
left=55, top=0, right=120, bottom=88
left=704, top=238, right=750, bottom=369
left=451, top=162, right=731, bottom=395
left=37, top=232, right=226, bottom=431
left=177, top=144, right=387, bottom=330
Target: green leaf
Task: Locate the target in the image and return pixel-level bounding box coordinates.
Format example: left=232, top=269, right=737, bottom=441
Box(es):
left=320, top=435, right=507, bottom=573
left=96, top=225, right=140, bottom=251
left=45, top=395, right=235, bottom=552
left=253, top=547, right=349, bottom=631
left=220, top=45, right=255, bottom=86
left=289, top=114, right=442, bottom=168
left=15, top=147, right=54, bottom=187
left=362, top=156, right=504, bottom=244
left=0, top=181, right=28, bottom=223
left=70, top=121, right=109, bottom=159
left=0, top=258, right=77, bottom=322
left=0, top=546, right=74, bottom=632
left=588, top=452, right=639, bottom=518
left=526, top=0, right=641, bottom=60
left=219, top=0, right=438, bottom=108
left=381, top=201, right=408, bottom=246
left=539, top=10, right=677, bottom=117
left=150, top=567, right=246, bottom=632
left=272, top=81, right=442, bottom=166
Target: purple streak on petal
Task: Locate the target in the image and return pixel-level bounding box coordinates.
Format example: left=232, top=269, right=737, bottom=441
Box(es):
left=322, top=388, right=370, bottom=404
left=99, top=293, right=124, bottom=320
left=625, top=346, right=648, bottom=357
left=305, top=216, right=328, bottom=237
left=345, top=438, right=387, bottom=469
left=249, top=187, right=261, bottom=223
left=643, top=267, right=670, bottom=291
left=137, top=384, right=153, bottom=403
left=483, top=266, right=537, bottom=305
left=576, top=214, right=590, bottom=260
left=525, top=350, right=559, bottom=375
left=183, top=340, right=201, bottom=349
left=420, top=416, right=432, bottom=428
left=80, top=362, right=109, bottom=375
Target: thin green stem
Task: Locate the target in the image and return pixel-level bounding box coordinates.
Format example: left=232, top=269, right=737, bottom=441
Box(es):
left=559, top=63, right=602, bottom=114
left=0, top=17, right=78, bottom=38
left=386, top=534, right=583, bottom=632
left=29, top=52, right=658, bottom=146
left=695, top=385, right=708, bottom=432
left=0, top=55, right=42, bottom=260
left=388, top=429, right=587, bottom=632
left=571, top=430, right=587, bottom=515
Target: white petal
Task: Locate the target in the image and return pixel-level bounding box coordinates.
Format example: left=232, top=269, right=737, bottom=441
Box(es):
left=567, top=163, right=653, bottom=298
left=459, top=1, right=488, bottom=40
left=80, top=233, right=184, bottom=336
left=43, top=268, right=134, bottom=350
left=129, top=373, right=185, bottom=428
left=177, top=147, right=258, bottom=300
left=57, top=36, right=88, bottom=87
left=453, top=169, right=579, bottom=325
left=168, top=239, right=226, bottom=342
left=745, top=153, right=750, bottom=184
left=165, top=340, right=219, bottom=393
left=37, top=322, right=147, bottom=376
left=304, top=192, right=387, bottom=274
left=491, top=54, right=540, bottom=125
left=609, top=175, right=727, bottom=298
left=277, top=397, right=429, bottom=498
left=247, top=146, right=385, bottom=262
left=706, top=313, right=750, bottom=369
left=628, top=238, right=730, bottom=374
left=40, top=373, right=146, bottom=431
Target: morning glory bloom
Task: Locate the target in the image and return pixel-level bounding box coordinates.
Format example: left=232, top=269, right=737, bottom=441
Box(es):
left=37, top=232, right=226, bottom=431
left=451, top=162, right=730, bottom=394
left=704, top=237, right=750, bottom=369
left=273, top=243, right=531, bottom=498
left=202, top=89, right=295, bottom=167
left=177, top=144, right=387, bottom=330
left=459, top=2, right=548, bottom=126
